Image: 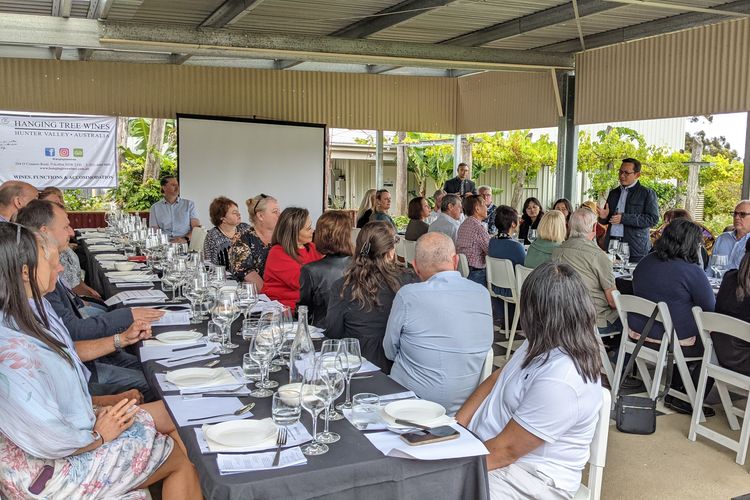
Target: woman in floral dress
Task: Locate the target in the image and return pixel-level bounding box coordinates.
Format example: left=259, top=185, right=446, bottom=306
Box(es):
left=228, top=193, right=280, bottom=289
left=0, top=223, right=201, bottom=499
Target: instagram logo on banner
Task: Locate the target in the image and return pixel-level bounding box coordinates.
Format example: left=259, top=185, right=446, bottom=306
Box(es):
left=59, top=148, right=70, bottom=157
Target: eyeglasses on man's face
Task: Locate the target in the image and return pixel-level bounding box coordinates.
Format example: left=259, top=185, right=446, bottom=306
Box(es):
left=618, top=170, right=636, bottom=176
left=732, top=211, right=750, bottom=219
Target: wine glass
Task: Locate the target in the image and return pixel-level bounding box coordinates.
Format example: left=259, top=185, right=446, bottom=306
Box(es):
left=619, top=242, right=630, bottom=272
left=273, top=306, right=295, bottom=368
left=248, top=328, right=277, bottom=397
left=256, top=313, right=281, bottom=387
left=527, top=228, right=537, bottom=244
left=237, top=282, right=259, bottom=320
left=210, top=265, right=226, bottom=291
left=318, top=339, right=344, bottom=422
left=335, top=338, right=362, bottom=411
left=711, top=254, right=728, bottom=279
left=299, top=368, right=330, bottom=456
left=607, top=239, right=620, bottom=265
left=185, top=273, right=209, bottom=324
left=211, top=292, right=239, bottom=354
left=315, top=350, right=345, bottom=443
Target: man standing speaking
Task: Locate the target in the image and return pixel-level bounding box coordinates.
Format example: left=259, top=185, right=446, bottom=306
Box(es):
left=597, top=158, right=659, bottom=262
left=443, top=163, right=477, bottom=197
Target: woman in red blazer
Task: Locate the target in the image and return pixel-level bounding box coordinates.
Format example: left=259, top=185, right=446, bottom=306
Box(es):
left=262, top=207, right=323, bottom=310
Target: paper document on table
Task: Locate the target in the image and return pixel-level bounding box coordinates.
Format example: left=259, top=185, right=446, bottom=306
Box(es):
left=155, top=349, right=218, bottom=368
left=196, top=421, right=313, bottom=454
left=164, top=395, right=253, bottom=426
left=104, top=289, right=167, bottom=306
left=151, top=310, right=192, bottom=327
left=363, top=424, right=488, bottom=460
left=140, top=340, right=206, bottom=362
left=217, top=447, right=307, bottom=474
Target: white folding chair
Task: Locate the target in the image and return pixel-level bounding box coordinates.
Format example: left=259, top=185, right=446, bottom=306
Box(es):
left=457, top=253, right=470, bottom=278
left=395, top=237, right=407, bottom=267
left=689, top=307, right=750, bottom=465
left=611, top=292, right=703, bottom=420
left=574, top=387, right=611, bottom=500
left=479, top=348, right=495, bottom=383
left=189, top=226, right=206, bottom=253
left=515, top=264, right=533, bottom=294
left=403, top=240, right=417, bottom=268
left=486, top=256, right=520, bottom=359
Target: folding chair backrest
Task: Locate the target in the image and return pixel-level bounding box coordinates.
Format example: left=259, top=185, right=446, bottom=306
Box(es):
left=403, top=240, right=417, bottom=267
left=457, top=253, right=470, bottom=278
left=395, top=238, right=407, bottom=267
left=612, top=291, right=674, bottom=342
left=692, top=307, right=750, bottom=356
left=515, top=264, right=534, bottom=296
left=351, top=228, right=360, bottom=248
left=480, top=348, right=494, bottom=382
left=486, top=257, right=517, bottom=299
left=189, top=226, right=207, bottom=253
left=585, top=387, right=612, bottom=500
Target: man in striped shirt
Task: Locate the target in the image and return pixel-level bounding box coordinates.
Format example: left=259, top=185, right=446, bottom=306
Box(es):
left=456, top=195, right=490, bottom=285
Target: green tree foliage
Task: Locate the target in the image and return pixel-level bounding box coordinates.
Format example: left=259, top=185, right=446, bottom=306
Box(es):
left=472, top=131, right=556, bottom=208
left=699, top=154, right=744, bottom=235
left=401, top=133, right=454, bottom=196
left=577, top=127, right=650, bottom=198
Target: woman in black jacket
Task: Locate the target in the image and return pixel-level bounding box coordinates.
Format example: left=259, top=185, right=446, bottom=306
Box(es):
left=298, top=211, right=353, bottom=327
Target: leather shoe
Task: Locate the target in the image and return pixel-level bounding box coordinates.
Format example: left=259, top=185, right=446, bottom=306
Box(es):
left=664, top=395, right=716, bottom=417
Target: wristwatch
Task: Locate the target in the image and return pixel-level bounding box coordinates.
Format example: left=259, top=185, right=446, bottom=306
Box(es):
left=113, top=334, right=122, bottom=350
left=91, top=430, right=104, bottom=446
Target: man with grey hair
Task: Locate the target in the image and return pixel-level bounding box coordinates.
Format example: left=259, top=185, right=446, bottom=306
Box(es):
left=711, top=199, right=750, bottom=272
left=0, top=180, right=37, bottom=221
left=478, top=185, right=496, bottom=233
left=553, top=208, right=620, bottom=337
left=425, top=189, right=446, bottom=225
left=428, top=193, right=462, bottom=242
left=384, top=232, right=493, bottom=414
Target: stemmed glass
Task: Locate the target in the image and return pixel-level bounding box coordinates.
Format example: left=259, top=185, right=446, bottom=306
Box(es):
left=273, top=306, right=295, bottom=368
left=607, top=239, right=620, bottom=265
left=316, top=347, right=345, bottom=443
left=335, top=338, right=362, bottom=411
left=527, top=229, right=538, bottom=244
left=211, top=291, right=239, bottom=354
left=209, top=265, right=226, bottom=292
left=248, top=327, right=277, bottom=398
left=711, top=254, right=728, bottom=279
left=185, top=273, right=209, bottom=324
left=319, top=340, right=344, bottom=421
left=299, top=368, right=330, bottom=456
left=619, top=242, right=630, bottom=272
left=170, top=258, right=189, bottom=302
left=256, top=313, right=281, bottom=388
left=237, top=282, right=259, bottom=320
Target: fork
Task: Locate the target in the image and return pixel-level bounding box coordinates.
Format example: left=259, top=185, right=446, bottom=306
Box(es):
left=272, top=427, right=288, bottom=467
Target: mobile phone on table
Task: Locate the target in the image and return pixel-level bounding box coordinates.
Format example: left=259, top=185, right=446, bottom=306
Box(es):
left=399, top=426, right=460, bottom=446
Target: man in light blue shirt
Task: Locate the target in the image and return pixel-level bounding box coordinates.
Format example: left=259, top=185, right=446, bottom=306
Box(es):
left=148, top=176, right=200, bottom=242
left=711, top=200, right=750, bottom=272
left=427, top=194, right=462, bottom=242
left=384, top=232, right=493, bottom=415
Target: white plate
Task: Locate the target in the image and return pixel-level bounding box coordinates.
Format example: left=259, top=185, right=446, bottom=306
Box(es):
left=156, top=331, right=203, bottom=344
left=165, top=367, right=223, bottom=387
left=319, top=353, right=364, bottom=370
left=383, top=400, right=446, bottom=425
left=106, top=271, right=150, bottom=277
left=205, top=419, right=277, bottom=448
left=95, top=253, right=127, bottom=261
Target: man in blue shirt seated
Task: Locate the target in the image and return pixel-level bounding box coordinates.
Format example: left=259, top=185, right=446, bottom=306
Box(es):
left=384, top=232, right=494, bottom=415
left=711, top=199, right=750, bottom=273
left=148, top=176, right=201, bottom=243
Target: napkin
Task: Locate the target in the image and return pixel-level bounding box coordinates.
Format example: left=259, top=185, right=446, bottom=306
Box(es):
left=196, top=420, right=312, bottom=454
left=156, top=366, right=246, bottom=394
left=151, top=311, right=192, bottom=327
left=95, top=253, right=127, bottom=261
left=163, top=395, right=254, bottom=426
left=217, top=447, right=307, bottom=474
left=140, top=340, right=206, bottom=361
left=156, top=351, right=219, bottom=368
left=364, top=424, right=488, bottom=460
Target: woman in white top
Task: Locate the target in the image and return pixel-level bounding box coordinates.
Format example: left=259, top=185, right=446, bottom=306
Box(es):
left=456, top=261, right=603, bottom=500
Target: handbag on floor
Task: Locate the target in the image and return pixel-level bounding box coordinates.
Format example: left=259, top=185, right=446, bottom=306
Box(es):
left=614, top=305, right=674, bottom=435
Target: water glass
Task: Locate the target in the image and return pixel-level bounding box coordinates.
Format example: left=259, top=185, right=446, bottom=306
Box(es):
left=527, top=228, right=537, bottom=243
left=272, top=390, right=301, bottom=428
left=207, top=320, right=221, bottom=343
left=351, top=393, right=381, bottom=430
left=242, top=353, right=262, bottom=381
left=335, top=338, right=362, bottom=411
left=241, top=318, right=260, bottom=341
left=300, top=368, right=329, bottom=456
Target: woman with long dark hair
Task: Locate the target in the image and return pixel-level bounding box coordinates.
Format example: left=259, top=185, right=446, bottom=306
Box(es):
left=631, top=218, right=716, bottom=415
left=262, top=207, right=323, bottom=310
left=517, top=196, right=544, bottom=245
left=457, top=261, right=603, bottom=499
left=0, top=223, right=200, bottom=498
left=326, top=221, right=415, bottom=372
left=713, top=238, right=750, bottom=376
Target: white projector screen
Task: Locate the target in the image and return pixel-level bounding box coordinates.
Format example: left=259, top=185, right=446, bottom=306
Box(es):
left=177, top=115, right=326, bottom=230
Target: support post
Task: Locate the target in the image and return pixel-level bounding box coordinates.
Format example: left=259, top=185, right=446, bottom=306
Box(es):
left=375, top=130, right=384, bottom=189
left=395, top=132, right=408, bottom=213
left=453, top=134, right=462, bottom=176
left=555, top=73, right=578, bottom=203
left=743, top=112, right=750, bottom=200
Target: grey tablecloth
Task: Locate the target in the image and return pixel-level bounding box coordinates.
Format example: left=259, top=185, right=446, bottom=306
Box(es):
left=79, top=238, right=490, bottom=500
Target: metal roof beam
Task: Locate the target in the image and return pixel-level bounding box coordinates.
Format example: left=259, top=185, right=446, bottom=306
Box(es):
left=367, top=64, right=398, bottom=74
left=441, top=0, right=620, bottom=47
left=331, top=0, right=456, bottom=38
left=200, top=0, right=266, bottom=28
left=273, top=59, right=303, bottom=70
left=539, top=0, right=750, bottom=52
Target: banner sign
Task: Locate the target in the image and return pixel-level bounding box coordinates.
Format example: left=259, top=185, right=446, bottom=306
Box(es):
left=0, top=114, right=117, bottom=188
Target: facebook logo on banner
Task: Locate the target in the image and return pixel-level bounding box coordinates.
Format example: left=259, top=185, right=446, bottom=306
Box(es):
left=44, top=148, right=55, bottom=157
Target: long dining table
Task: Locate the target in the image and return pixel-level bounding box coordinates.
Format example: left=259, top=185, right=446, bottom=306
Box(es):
left=77, top=235, right=490, bottom=500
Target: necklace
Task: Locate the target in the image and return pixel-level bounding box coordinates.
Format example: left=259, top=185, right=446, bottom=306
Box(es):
left=218, top=225, right=235, bottom=239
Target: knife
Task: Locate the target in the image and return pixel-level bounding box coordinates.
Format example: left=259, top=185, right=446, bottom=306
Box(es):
left=394, top=418, right=434, bottom=431
left=172, top=343, right=206, bottom=353
left=186, top=402, right=256, bottom=422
